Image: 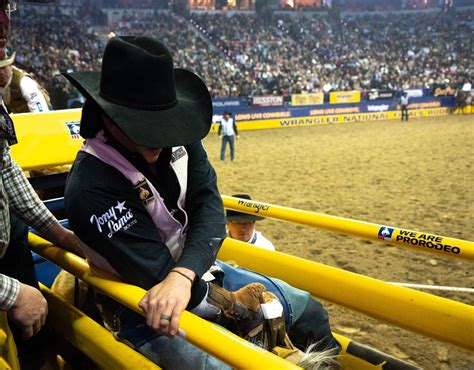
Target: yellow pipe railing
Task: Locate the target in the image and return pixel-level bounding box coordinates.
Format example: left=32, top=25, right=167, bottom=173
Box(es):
left=40, top=284, right=161, bottom=370
left=222, top=195, right=474, bottom=261
left=218, top=238, right=474, bottom=352
left=332, top=333, right=419, bottom=370
left=0, top=312, right=19, bottom=370
left=29, top=234, right=300, bottom=370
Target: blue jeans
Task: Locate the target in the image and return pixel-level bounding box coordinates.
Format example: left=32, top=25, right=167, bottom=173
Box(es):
left=115, top=308, right=230, bottom=370
left=215, top=261, right=340, bottom=353
left=114, top=261, right=339, bottom=368
left=220, top=135, right=235, bottom=161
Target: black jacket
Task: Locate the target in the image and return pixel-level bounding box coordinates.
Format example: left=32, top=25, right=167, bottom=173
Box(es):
left=65, top=140, right=226, bottom=299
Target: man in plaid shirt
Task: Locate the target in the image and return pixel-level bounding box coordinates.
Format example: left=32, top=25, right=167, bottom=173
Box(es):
left=0, top=1, right=84, bottom=367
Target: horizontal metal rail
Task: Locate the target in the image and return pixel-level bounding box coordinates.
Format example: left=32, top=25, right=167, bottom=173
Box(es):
left=0, top=312, right=19, bottom=370
left=222, top=195, right=474, bottom=261
left=40, top=285, right=161, bottom=369
left=29, top=234, right=300, bottom=370
left=218, top=238, right=474, bottom=352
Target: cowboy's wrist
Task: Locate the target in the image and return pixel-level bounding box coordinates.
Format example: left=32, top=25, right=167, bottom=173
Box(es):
left=170, top=268, right=195, bottom=285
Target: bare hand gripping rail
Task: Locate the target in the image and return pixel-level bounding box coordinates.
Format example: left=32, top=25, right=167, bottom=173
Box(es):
left=28, top=233, right=300, bottom=370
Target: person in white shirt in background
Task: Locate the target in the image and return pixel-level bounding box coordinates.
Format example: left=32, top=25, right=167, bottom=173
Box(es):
left=218, top=111, right=239, bottom=161
left=399, top=91, right=409, bottom=121
left=226, top=194, right=275, bottom=251
left=0, top=51, right=50, bottom=113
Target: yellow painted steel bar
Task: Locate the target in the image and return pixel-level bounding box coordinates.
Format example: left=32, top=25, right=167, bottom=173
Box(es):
left=40, top=284, right=161, bottom=370
left=29, top=234, right=300, bottom=370
left=222, top=195, right=474, bottom=261
left=332, top=333, right=419, bottom=370
left=219, top=238, right=474, bottom=352
left=10, top=109, right=82, bottom=171
left=333, top=334, right=383, bottom=370
left=0, top=312, right=19, bottom=370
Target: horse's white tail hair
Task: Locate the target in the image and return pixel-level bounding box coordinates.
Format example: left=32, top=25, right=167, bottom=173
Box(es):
left=297, top=343, right=340, bottom=370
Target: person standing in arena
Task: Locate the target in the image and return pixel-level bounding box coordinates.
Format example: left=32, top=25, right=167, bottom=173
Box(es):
left=218, top=111, right=238, bottom=161
left=399, top=91, right=409, bottom=121
left=64, top=35, right=340, bottom=369
left=226, top=194, right=276, bottom=251
left=0, top=51, right=50, bottom=113
left=0, top=1, right=84, bottom=368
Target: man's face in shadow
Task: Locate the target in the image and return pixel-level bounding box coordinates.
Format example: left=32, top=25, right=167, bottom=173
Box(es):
left=227, top=221, right=256, bottom=243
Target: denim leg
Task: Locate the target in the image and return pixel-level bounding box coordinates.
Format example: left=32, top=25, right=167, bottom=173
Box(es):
left=214, top=260, right=310, bottom=327
left=220, top=137, right=227, bottom=160
left=137, top=335, right=231, bottom=370
left=214, top=261, right=340, bottom=353
left=116, top=308, right=231, bottom=370
left=228, top=136, right=235, bottom=161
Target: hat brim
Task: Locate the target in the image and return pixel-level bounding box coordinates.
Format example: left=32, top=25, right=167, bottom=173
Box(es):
left=63, top=68, right=212, bottom=148
left=0, top=52, right=15, bottom=68
left=226, top=213, right=265, bottom=222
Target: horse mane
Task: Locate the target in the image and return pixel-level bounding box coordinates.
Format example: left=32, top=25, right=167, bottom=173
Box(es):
left=297, top=343, right=340, bottom=370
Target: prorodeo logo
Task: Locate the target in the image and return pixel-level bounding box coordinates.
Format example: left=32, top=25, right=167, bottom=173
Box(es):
left=378, top=226, right=394, bottom=240
left=237, top=200, right=270, bottom=214
left=66, top=121, right=81, bottom=140
left=90, top=200, right=136, bottom=238
left=396, top=230, right=461, bottom=254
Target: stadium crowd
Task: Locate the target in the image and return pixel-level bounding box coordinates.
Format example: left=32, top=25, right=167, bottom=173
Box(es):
left=191, top=11, right=472, bottom=95
left=8, top=3, right=472, bottom=105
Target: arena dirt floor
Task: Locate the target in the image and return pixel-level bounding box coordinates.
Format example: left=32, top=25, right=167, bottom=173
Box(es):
left=203, top=114, right=473, bottom=369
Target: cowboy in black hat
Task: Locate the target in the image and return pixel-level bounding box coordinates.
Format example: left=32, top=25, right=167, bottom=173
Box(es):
left=226, top=194, right=275, bottom=251
left=64, top=36, right=339, bottom=368
left=64, top=36, right=276, bottom=369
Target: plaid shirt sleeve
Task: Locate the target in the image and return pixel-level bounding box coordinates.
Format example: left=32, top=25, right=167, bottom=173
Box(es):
left=0, top=274, right=20, bottom=311
left=2, top=143, right=56, bottom=233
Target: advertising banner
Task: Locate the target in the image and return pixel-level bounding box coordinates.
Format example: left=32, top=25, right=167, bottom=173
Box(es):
left=329, top=91, right=361, bottom=104
left=291, top=93, right=324, bottom=106
left=211, top=95, right=454, bottom=131
left=251, top=96, right=284, bottom=107
left=212, top=97, right=245, bottom=110
left=405, top=89, right=424, bottom=98
left=367, top=89, right=395, bottom=101
left=433, top=86, right=456, bottom=97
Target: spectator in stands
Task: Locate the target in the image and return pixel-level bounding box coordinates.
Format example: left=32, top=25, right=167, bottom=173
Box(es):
left=399, top=91, right=410, bottom=121
left=218, top=111, right=238, bottom=161
left=0, top=1, right=85, bottom=368
left=64, top=35, right=339, bottom=369
left=6, top=5, right=472, bottom=99
left=226, top=194, right=276, bottom=251
left=0, top=51, right=50, bottom=113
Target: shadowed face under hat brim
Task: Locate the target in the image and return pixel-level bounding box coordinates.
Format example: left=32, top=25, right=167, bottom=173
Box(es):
left=63, top=68, right=212, bottom=148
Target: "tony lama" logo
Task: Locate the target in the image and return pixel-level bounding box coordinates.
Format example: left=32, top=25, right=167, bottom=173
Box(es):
left=90, top=200, right=136, bottom=238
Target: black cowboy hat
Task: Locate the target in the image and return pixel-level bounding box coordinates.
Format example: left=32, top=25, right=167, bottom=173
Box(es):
left=226, top=194, right=264, bottom=222
left=63, top=36, right=212, bottom=148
